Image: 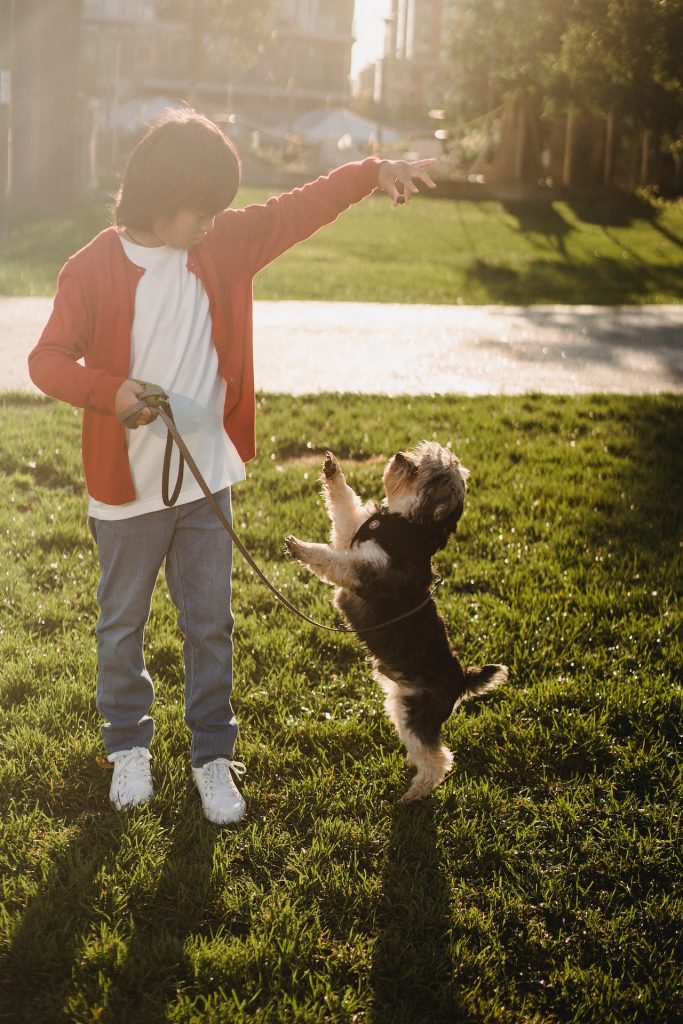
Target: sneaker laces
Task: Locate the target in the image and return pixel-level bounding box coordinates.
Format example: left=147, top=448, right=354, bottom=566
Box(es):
left=202, top=758, right=246, bottom=793
left=109, top=746, right=151, bottom=783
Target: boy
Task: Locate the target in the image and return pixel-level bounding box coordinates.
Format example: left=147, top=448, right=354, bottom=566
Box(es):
left=28, top=109, right=436, bottom=825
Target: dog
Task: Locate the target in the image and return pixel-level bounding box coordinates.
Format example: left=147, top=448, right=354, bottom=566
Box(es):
left=285, top=441, right=507, bottom=802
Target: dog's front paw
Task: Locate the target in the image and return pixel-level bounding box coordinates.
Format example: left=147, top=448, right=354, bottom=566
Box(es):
left=284, top=535, right=303, bottom=560
left=322, top=451, right=340, bottom=481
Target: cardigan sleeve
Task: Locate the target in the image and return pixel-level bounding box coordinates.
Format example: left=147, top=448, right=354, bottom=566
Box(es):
left=223, top=157, right=384, bottom=275
left=28, top=261, right=127, bottom=415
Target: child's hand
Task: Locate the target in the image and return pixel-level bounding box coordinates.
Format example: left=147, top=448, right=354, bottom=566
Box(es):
left=115, top=379, right=155, bottom=428
left=377, top=159, right=438, bottom=207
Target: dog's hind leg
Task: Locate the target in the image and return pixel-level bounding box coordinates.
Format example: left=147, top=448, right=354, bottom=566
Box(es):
left=321, top=453, right=374, bottom=549
left=376, top=673, right=454, bottom=802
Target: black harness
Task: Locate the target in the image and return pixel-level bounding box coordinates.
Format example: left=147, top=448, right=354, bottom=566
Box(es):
left=352, top=509, right=436, bottom=561
left=351, top=503, right=464, bottom=564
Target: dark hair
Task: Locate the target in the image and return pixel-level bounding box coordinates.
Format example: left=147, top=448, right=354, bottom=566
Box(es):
left=115, top=108, right=241, bottom=230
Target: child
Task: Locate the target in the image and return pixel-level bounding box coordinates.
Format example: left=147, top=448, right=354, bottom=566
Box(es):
left=28, top=108, right=436, bottom=825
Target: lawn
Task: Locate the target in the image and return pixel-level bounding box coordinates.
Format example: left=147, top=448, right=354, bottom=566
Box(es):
left=1, top=186, right=682, bottom=304
left=0, top=392, right=681, bottom=1023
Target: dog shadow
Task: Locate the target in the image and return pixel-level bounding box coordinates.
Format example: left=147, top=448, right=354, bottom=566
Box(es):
left=370, top=799, right=471, bottom=1024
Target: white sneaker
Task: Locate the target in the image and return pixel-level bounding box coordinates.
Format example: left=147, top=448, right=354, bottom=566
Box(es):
left=108, top=747, right=153, bottom=810
left=192, top=758, right=247, bottom=825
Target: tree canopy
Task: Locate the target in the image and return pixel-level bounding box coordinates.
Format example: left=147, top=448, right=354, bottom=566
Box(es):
left=450, top=0, right=683, bottom=135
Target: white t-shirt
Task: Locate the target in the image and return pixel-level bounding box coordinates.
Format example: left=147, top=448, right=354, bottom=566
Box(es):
left=88, top=236, right=246, bottom=521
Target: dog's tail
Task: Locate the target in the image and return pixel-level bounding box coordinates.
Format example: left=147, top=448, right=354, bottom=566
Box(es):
left=462, top=663, right=508, bottom=702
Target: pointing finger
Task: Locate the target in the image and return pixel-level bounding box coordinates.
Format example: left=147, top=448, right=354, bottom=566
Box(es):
left=413, top=169, right=438, bottom=188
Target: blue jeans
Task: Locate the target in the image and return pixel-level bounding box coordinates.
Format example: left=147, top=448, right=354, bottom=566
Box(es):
left=88, top=488, right=238, bottom=767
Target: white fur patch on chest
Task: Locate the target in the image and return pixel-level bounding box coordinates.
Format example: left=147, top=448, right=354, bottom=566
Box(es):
left=353, top=538, right=391, bottom=570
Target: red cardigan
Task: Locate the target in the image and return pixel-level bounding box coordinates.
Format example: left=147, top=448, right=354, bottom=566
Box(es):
left=29, top=157, right=383, bottom=504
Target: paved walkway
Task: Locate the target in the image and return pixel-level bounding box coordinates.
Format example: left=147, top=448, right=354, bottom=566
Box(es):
left=2, top=297, right=682, bottom=395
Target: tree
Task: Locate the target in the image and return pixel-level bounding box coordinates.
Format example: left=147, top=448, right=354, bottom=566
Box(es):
left=448, top=0, right=683, bottom=188
left=560, top=0, right=683, bottom=184
left=448, top=0, right=568, bottom=182
left=449, top=0, right=568, bottom=121
left=561, top=0, right=681, bottom=125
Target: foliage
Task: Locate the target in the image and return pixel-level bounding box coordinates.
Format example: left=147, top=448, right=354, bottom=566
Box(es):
left=449, top=0, right=683, bottom=134
left=0, top=392, right=681, bottom=1023
left=450, top=0, right=569, bottom=119
left=560, top=0, right=683, bottom=127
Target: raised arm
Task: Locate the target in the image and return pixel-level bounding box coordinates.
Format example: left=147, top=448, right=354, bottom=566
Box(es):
left=220, top=157, right=437, bottom=275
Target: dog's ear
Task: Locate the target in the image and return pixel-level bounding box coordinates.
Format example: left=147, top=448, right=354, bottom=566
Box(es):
left=435, top=495, right=464, bottom=525
left=413, top=489, right=464, bottom=552
left=433, top=493, right=464, bottom=521
left=421, top=463, right=468, bottom=522
left=436, top=463, right=469, bottom=522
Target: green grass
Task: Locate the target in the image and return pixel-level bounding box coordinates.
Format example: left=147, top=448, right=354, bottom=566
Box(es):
left=0, top=392, right=681, bottom=1023
left=1, top=188, right=682, bottom=303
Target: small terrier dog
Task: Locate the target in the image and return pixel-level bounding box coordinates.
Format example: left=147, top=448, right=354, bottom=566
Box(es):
left=285, top=441, right=507, bottom=802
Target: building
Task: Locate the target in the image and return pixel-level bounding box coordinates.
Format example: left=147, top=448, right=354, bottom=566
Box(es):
left=1, top=0, right=356, bottom=220
left=81, top=0, right=355, bottom=129
left=258, top=0, right=355, bottom=117
left=374, top=0, right=454, bottom=124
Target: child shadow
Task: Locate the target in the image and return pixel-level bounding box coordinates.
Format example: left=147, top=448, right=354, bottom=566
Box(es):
left=370, top=798, right=471, bottom=1024
left=0, top=781, right=223, bottom=1024
left=0, top=811, right=123, bottom=1021
left=101, top=786, right=224, bottom=1024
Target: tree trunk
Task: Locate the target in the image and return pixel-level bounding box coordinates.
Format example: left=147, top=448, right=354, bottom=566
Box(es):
left=563, top=107, right=575, bottom=187
left=673, top=150, right=683, bottom=193
left=603, top=110, right=615, bottom=187
left=640, top=128, right=653, bottom=186
left=514, top=96, right=526, bottom=183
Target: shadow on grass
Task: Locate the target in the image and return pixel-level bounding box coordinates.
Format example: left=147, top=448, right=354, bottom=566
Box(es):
left=102, top=790, right=223, bottom=1024
left=578, top=395, right=683, bottom=563
left=563, top=192, right=658, bottom=229
left=370, top=801, right=470, bottom=1024
left=0, top=816, right=120, bottom=1023
left=501, top=199, right=574, bottom=256
left=562, top=191, right=683, bottom=253
left=0, top=790, right=222, bottom=1024
left=467, top=254, right=683, bottom=305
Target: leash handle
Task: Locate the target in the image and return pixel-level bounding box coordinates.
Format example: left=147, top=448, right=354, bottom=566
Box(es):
left=116, top=381, right=169, bottom=426
left=116, top=384, right=184, bottom=506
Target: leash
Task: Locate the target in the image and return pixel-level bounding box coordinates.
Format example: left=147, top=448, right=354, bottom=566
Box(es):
left=118, top=383, right=443, bottom=635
